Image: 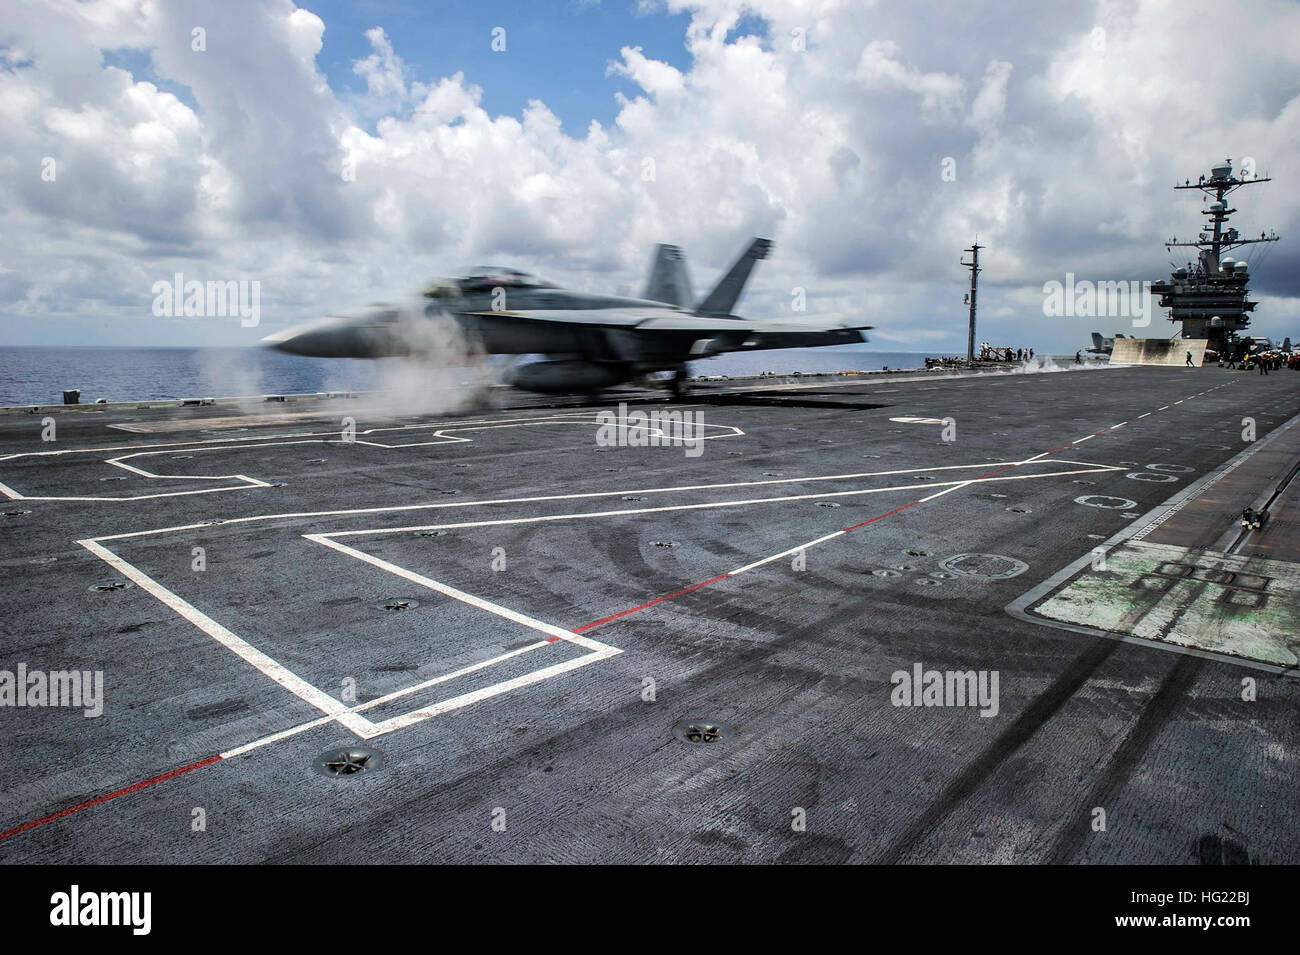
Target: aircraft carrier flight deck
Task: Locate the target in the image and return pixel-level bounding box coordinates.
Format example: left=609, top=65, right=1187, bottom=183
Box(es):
left=1, top=364, right=1298, bottom=864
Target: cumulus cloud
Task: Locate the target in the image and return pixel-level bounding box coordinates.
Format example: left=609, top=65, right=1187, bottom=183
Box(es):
left=354, top=27, right=407, bottom=102
left=854, top=40, right=965, bottom=122
left=0, top=0, right=1297, bottom=352
left=968, top=60, right=1012, bottom=131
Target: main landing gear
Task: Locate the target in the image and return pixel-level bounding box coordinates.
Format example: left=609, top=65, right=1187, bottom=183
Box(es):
left=668, top=366, right=689, bottom=399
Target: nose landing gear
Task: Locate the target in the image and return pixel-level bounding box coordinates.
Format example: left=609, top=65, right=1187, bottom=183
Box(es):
left=668, top=366, right=689, bottom=399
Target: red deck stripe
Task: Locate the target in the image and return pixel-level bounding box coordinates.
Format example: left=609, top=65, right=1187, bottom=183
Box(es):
left=569, top=380, right=1226, bottom=633
left=842, top=500, right=921, bottom=532
left=573, top=574, right=733, bottom=632
left=5, top=380, right=1236, bottom=842
left=0, top=754, right=223, bottom=842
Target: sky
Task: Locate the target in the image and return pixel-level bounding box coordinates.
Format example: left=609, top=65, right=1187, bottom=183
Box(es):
left=1, top=0, right=1298, bottom=353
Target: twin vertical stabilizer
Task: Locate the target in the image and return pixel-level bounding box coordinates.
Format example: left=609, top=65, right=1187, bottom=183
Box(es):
left=643, top=237, right=772, bottom=317
left=643, top=244, right=694, bottom=308
left=695, top=238, right=772, bottom=317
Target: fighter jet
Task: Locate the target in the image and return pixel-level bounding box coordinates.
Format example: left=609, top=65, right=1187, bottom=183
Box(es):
left=1086, top=331, right=1126, bottom=355
left=263, top=238, right=871, bottom=394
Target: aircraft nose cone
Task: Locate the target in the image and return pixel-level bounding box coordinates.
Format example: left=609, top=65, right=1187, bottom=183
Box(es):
left=261, top=312, right=401, bottom=358
left=261, top=317, right=345, bottom=356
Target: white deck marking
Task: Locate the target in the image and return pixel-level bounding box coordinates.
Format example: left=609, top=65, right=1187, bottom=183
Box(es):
left=75, top=459, right=1113, bottom=544
left=729, top=529, right=849, bottom=575
left=78, top=539, right=378, bottom=737
left=371, top=650, right=622, bottom=733
left=315, top=465, right=1120, bottom=541
left=917, top=481, right=976, bottom=503
left=0, top=411, right=741, bottom=502
left=1007, top=408, right=1300, bottom=676
left=220, top=715, right=338, bottom=758
left=220, top=638, right=610, bottom=756
left=75, top=454, right=1114, bottom=744
left=82, top=532, right=620, bottom=740
left=722, top=449, right=1064, bottom=578
left=307, top=534, right=602, bottom=648
left=64, top=374, right=1241, bottom=765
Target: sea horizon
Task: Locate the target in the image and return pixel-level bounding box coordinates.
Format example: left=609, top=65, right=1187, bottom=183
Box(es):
left=0, top=344, right=962, bottom=406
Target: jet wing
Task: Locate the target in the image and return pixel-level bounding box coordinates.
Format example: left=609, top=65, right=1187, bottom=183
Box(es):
left=635, top=314, right=870, bottom=334
left=465, top=309, right=870, bottom=334
left=464, top=308, right=870, bottom=356
left=464, top=308, right=670, bottom=327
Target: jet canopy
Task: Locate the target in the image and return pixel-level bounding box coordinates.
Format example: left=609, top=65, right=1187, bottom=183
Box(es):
left=421, top=268, right=558, bottom=298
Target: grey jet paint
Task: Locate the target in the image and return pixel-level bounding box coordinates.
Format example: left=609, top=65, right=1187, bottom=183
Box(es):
left=263, top=237, right=872, bottom=394
left=1087, top=331, right=1127, bottom=354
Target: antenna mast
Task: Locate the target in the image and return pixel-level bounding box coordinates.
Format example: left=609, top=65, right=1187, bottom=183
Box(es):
left=961, top=242, right=983, bottom=361
left=1152, top=158, right=1279, bottom=353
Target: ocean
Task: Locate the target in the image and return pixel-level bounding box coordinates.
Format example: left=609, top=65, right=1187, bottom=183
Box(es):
left=0, top=346, right=952, bottom=406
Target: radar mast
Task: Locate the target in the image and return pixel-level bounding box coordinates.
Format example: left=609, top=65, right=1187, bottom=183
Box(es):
left=1151, top=158, right=1279, bottom=354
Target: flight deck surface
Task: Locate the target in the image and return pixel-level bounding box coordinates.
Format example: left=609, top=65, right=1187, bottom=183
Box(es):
left=1, top=365, right=1297, bottom=863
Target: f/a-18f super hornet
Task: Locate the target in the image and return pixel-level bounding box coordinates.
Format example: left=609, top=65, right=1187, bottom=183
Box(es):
left=263, top=238, right=871, bottom=394
left=1087, top=331, right=1127, bottom=355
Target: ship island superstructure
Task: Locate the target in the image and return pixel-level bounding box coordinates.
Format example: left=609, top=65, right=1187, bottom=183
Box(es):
left=1151, top=158, right=1280, bottom=356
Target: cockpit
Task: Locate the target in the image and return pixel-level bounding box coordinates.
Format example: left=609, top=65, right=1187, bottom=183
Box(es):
left=421, top=268, right=558, bottom=298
